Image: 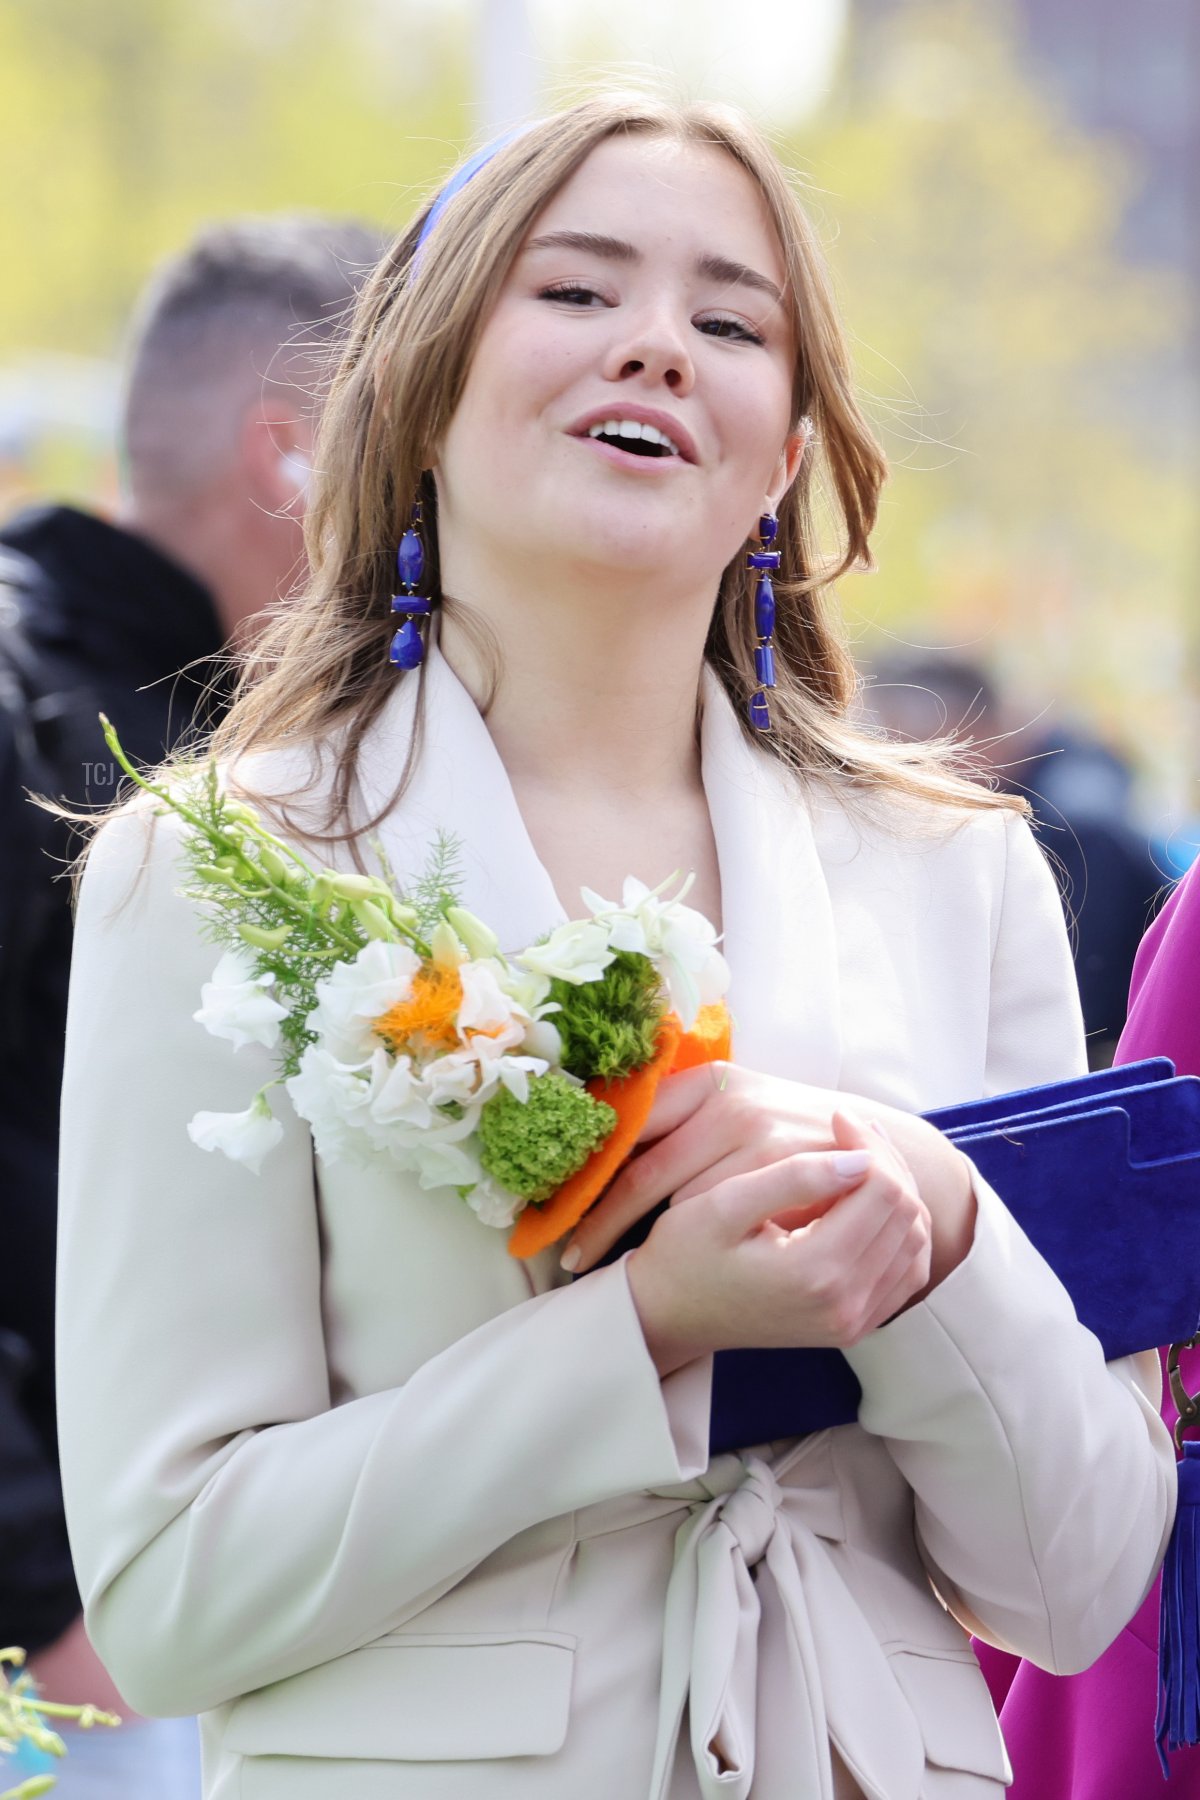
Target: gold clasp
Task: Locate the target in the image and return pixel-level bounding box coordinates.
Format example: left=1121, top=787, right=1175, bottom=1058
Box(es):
left=1167, top=1336, right=1200, bottom=1451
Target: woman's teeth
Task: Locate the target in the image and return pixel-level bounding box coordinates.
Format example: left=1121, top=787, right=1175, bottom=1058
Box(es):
left=586, top=419, right=681, bottom=458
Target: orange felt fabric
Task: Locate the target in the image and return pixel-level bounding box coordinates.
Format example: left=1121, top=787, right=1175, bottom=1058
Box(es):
left=506, top=1002, right=732, bottom=1259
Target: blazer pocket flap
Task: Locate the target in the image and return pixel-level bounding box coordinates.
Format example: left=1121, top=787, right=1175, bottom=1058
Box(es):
left=888, top=1648, right=1012, bottom=1782
left=224, top=1631, right=577, bottom=1761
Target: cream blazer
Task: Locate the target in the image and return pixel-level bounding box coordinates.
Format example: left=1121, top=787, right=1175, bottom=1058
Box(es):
left=56, top=649, right=1175, bottom=1800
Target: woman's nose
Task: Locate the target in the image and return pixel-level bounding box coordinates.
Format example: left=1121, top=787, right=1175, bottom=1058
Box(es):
left=603, top=309, right=695, bottom=396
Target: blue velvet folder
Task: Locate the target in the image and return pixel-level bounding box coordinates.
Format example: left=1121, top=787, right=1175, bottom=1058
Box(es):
left=599, top=1060, right=1200, bottom=1453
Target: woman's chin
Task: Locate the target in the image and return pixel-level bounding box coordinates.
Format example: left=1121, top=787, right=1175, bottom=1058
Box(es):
left=548, top=501, right=701, bottom=580
left=564, top=534, right=680, bottom=586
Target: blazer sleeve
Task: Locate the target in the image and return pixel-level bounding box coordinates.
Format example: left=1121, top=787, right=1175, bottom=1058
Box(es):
left=56, top=805, right=710, bottom=1718
left=982, top=807, right=1088, bottom=1092
left=844, top=811, right=1176, bottom=1673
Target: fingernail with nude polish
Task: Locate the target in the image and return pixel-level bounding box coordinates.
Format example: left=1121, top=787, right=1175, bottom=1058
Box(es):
left=560, top=1243, right=582, bottom=1273
left=831, top=1150, right=872, bottom=1179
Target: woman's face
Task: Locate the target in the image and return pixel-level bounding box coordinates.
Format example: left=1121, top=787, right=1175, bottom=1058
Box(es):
left=434, top=132, right=802, bottom=595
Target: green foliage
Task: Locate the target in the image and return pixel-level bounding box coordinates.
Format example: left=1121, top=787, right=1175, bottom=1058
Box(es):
left=1, top=1645, right=120, bottom=1798
left=789, top=0, right=1195, bottom=776
left=101, top=720, right=458, bottom=1081
left=477, top=1076, right=616, bottom=1204
left=403, top=831, right=464, bottom=938
left=169, top=760, right=367, bottom=1078
left=549, top=951, right=666, bottom=1083
left=0, top=0, right=470, bottom=359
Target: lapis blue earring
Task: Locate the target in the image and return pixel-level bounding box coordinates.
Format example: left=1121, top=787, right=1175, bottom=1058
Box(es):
left=389, top=502, right=433, bottom=670
left=746, top=512, right=780, bottom=731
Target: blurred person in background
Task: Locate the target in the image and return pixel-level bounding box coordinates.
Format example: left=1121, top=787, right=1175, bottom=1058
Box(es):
left=0, top=211, right=381, bottom=1796
left=865, top=651, right=1163, bottom=1068
left=972, top=859, right=1200, bottom=1797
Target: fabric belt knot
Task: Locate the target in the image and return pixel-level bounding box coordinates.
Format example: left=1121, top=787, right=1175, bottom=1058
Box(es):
left=646, top=1452, right=925, bottom=1800
left=712, top=1460, right=778, bottom=1568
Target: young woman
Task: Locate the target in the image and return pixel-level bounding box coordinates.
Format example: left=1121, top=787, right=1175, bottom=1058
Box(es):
left=55, top=96, right=1174, bottom=1800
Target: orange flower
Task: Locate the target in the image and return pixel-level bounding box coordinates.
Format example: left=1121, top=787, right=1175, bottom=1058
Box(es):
left=373, top=964, right=464, bottom=1055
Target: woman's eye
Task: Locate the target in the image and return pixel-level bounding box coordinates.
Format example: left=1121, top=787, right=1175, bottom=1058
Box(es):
left=539, top=282, right=605, bottom=307
left=696, top=315, right=764, bottom=345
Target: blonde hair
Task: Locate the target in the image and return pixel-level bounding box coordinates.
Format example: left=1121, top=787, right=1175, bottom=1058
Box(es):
left=207, top=91, right=1023, bottom=840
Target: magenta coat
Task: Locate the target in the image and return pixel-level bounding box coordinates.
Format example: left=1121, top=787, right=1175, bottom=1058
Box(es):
left=976, top=861, right=1200, bottom=1796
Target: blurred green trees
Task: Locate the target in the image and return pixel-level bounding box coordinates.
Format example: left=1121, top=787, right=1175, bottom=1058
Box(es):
left=793, top=1, right=1194, bottom=780
left=0, top=0, right=468, bottom=356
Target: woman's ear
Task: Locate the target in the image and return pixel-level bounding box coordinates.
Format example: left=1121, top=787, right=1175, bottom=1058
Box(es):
left=766, top=416, right=814, bottom=515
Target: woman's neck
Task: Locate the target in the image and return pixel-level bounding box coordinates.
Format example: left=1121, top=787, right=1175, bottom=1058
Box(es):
left=436, top=547, right=713, bottom=802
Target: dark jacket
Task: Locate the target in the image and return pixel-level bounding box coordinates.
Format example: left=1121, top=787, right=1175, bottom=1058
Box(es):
left=0, top=503, right=228, bottom=1650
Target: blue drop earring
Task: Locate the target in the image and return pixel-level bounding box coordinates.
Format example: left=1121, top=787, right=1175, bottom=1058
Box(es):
left=389, top=502, right=433, bottom=670
left=746, top=511, right=780, bottom=731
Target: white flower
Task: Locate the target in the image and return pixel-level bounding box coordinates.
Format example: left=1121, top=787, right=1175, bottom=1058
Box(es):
left=457, top=960, right=521, bottom=1037
left=466, top=1178, right=525, bottom=1229
left=456, top=959, right=537, bottom=1055
left=521, top=1016, right=563, bottom=1065
left=187, top=1090, right=284, bottom=1174
left=445, top=905, right=499, bottom=960
left=493, top=1053, right=551, bottom=1105
left=285, top=1043, right=390, bottom=1165
left=307, top=939, right=421, bottom=1063
left=655, top=912, right=730, bottom=1028
left=430, top=918, right=466, bottom=969
left=366, top=1054, right=433, bottom=1134
left=517, top=919, right=615, bottom=986
left=456, top=1031, right=551, bottom=1101
left=491, top=965, right=561, bottom=1063
left=503, top=966, right=553, bottom=1015
left=423, top=1048, right=490, bottom=1109
left=193, top=948, right=288, bottom=1051
left=408, top=1127, right=486, bottom=1192
left=580, top=874, right=730, bottom=1029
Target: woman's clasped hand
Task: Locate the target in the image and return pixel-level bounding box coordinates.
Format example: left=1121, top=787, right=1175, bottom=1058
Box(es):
left=562, top=1064, right=977, bottom=1375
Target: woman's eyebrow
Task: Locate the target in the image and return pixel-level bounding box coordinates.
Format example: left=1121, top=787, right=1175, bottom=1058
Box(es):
left=524, top=230, right=639, bottom=263
left=696, top=252, right=783, bottom=307
left=523, top=231, right=782, bottom=306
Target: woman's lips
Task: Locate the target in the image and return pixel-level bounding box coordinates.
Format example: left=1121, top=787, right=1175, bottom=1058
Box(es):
left=567, top=405, right=698, bottom=464
left=570, top=434, right=692, bottom=473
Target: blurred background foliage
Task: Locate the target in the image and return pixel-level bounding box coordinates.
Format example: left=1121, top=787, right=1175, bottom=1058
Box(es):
left=798, top=2, right=1196, bottom=809
left=0, top=0, right=1196, bottom=816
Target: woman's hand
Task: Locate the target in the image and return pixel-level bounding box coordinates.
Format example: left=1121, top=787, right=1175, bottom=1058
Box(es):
left=563, top=1064, right=849, bottom=1269
left=560, top=1064, right=979, bottom=1375
left=565, top=1064, right=976, bottom=1274
left=25, top=1614, right=133, bottom=1718
left=622, top=1108, right=933, bottom=1376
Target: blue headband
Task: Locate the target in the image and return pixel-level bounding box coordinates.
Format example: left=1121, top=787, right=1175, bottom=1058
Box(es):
left=412, top=126, right=530, bottom=272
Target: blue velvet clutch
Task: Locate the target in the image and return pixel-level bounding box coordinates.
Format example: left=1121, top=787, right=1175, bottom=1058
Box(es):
left=598, top=1060, right=1200, bottom=1452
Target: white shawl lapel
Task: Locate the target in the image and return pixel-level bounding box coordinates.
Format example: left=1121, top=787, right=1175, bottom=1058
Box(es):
left=699, top=666, right=842, bottom=1089
left=354, top=648, right=842, bottom=1090
left=353, top=647, right=567, bottom=954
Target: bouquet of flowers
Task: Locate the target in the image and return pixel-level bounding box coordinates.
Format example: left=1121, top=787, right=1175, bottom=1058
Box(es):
left=1, top=1648, right=119, bottom=1799
left=104, top=720, right=732, bottom=1258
